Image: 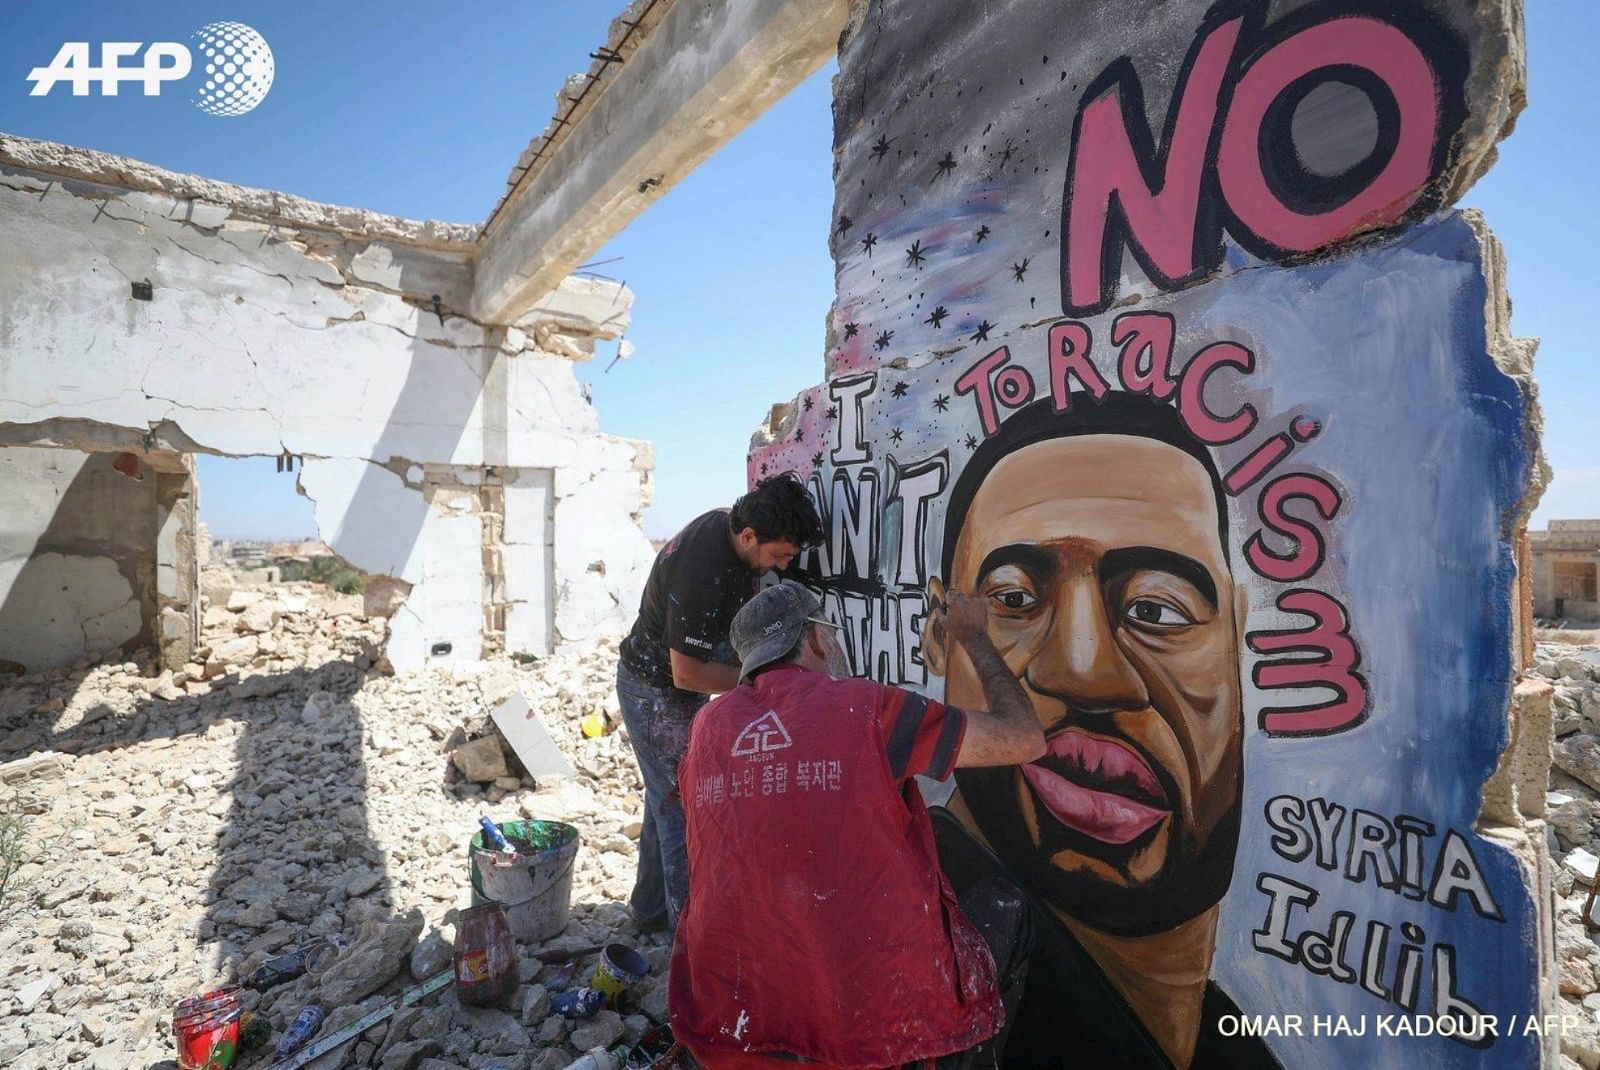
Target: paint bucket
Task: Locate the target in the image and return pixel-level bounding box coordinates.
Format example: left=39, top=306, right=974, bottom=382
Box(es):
left=590, top=943, right=647, bottom=1005
left=172, top=986, right=243, bottom=1070
left=468, top=819, right=580, bottom=943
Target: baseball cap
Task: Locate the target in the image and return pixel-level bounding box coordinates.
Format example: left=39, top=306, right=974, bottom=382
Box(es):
left=730, top=581, right=841, bottom=681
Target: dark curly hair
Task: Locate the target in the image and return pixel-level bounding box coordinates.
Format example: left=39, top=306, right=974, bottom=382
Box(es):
left=730, top=474, right=825, bottom=548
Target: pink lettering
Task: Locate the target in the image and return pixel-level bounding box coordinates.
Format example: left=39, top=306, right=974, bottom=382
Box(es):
left=1063, top=18, right=1244, bottom=314
left=954, top=346, right=1034, bottom=437
left=1176, top=341, right=1256, bottom=444
left=1113, top=311, right=1178, bottom=399
left=1245, top=473, right=1342, bottom=582
left=1216, top=18, right=1441, bottom=252
left=1248, top=589, right=1369, bottom=736
left=1048, top=321, right=1109, bottom=412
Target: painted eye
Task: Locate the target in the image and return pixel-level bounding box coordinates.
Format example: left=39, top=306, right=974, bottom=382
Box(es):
left=1125, top=599, right=1192, bottom=627
left=990, top=588, right=1038, bottom=611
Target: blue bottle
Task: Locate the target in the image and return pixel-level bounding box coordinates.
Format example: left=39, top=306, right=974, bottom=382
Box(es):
left=551, top=987, right=605, bottom=1020
left=275, top=1005, right=326, bottom=1060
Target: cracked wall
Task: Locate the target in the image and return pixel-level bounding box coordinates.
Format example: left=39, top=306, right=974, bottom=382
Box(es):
left=0, top=447, right=156, bottom=671
left=0, top=138, right=655, bottom=673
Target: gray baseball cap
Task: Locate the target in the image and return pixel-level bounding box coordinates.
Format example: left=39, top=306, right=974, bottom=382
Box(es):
left=730, top=580, right=841, bottom=681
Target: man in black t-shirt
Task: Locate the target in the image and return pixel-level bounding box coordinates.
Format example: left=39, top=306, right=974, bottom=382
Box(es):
left=617, top=475, right=823, bottom=932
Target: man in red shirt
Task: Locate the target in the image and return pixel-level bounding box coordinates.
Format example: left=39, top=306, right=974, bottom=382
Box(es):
left=670, top=581, right=1046, bottom=1069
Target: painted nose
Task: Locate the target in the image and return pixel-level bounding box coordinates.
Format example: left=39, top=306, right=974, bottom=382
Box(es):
left=1027, top=574, right=1149, bottom=713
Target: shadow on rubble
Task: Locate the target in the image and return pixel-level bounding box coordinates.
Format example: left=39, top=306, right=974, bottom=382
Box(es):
left=0, top=640, right=428, bottom=1025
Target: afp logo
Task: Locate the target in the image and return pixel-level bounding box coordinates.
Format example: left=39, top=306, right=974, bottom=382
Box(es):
left=27, top=22, right=274, bottom=117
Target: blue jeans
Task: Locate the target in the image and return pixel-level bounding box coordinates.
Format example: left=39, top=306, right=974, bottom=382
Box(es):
left=617, top=660, right=708, bottom=931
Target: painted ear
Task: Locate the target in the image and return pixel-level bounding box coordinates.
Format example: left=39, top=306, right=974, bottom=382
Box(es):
left=923, top=576, right=950, bottom=677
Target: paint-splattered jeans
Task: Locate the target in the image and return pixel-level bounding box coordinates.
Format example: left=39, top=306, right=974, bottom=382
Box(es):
left=617, top=659, right=709, bottom=932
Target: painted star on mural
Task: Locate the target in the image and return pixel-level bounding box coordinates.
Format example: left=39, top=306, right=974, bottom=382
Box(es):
left=890, top=381, right=909, bottom=398
left=811, top=452, right=824, bottom=467
left=826, top=405, right=838, bottom=420
left=975, top=224, right=991, bottom=243
left=890, top=428, right=904, bottom=444
left=802, top=396, right=814, bottom=412
left=793, top=427, right=804, bottom=442
left=971, top=320, right=994, bottom=342
left=964, top=433, right=978, bottom=450
left=870, top=135, right=893, bottom=160
left=1011, top=258, right=1030, bottom=282
left=926, top=305, right=949, bottom=328
left=836, top=214, right=853, bottom=234
left=933, top=394, right=950, bottom=412
left=934, top=151, right=957, bottom=180
left=874, top=329, right=894, bottom=351
left=760, top=462, right=770, bottom=475
left=842, top=322, right=860, bottom=339
left=999, top=140, right=1017, bottom=165
left=905, top=240, right=926, bottom=268
left=862, top=233, right=878, bottom=256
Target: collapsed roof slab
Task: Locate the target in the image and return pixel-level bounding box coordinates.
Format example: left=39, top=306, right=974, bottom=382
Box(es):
left=472, top=0, right=850, bottom=325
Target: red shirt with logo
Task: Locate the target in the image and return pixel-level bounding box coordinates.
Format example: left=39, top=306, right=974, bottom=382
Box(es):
left=669, top=664, right=1000, bottom=1069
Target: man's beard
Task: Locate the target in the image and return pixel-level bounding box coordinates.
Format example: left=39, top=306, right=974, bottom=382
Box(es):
left=824, top=643, right=852, bottom=678
left=955, top=763, right=1242, bottom=936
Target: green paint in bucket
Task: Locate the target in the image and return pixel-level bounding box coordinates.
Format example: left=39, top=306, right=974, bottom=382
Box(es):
left=468, top=819, right=581, bottom=943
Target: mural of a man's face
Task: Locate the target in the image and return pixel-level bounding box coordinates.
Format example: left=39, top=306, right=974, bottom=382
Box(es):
left=928, top=431, right=1244, bottom=936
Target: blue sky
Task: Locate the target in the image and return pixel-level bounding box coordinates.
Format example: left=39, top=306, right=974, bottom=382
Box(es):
left=0, top=2, right=1592, bottom=539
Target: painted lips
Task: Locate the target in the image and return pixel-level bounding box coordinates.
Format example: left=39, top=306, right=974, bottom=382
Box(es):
left=1020, top=731, right=1171, bottom=845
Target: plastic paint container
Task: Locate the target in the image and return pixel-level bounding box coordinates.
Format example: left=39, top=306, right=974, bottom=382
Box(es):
left=468, top=819, right=580, bottom=942
left=172, top=987, right=243, bottom=1070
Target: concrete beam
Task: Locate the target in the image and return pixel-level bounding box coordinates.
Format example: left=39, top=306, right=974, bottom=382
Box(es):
left=472, top=0, right=849, bottom=324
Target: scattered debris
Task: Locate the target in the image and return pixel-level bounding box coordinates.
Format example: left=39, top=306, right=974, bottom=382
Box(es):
left=0, top=583, right=659, bottom=1069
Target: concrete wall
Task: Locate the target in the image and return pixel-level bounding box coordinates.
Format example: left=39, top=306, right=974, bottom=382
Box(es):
left=0, top=447, right=157, bottom=671
left=750, top=1, right=1550, bottom=1065
left=0, top=138, right=655, bottom=673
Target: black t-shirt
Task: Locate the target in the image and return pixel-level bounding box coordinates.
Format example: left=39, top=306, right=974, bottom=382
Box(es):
left=619, top=509, right=756, bottom=691
left=930, top=809, right=1283, bottom=1070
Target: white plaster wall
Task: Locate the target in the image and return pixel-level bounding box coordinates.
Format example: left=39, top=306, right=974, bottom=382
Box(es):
left=0, top=155, right=655, bottom=667
left=0, top=447, right=146, bottom=669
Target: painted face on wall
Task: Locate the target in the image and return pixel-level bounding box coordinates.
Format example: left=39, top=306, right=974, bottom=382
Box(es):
left=929, top=431, right=1244, bottom=936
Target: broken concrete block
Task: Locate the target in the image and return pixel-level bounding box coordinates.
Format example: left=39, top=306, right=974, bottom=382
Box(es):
left=302, top=691, right=338, bottom=725
left=239, top=601, right=279, bottom=634
left=490, top=693, right=575, bottom=782
left=226, top=591, right=265, bottom=611
left=1566, top=848, right=1600, bottom=885
left=312, top=908, right=423, bottom=1007
left=408, top=929, right=452, bottom=980
left=1557, top=735, right=1600, bottom=794
left=228, top=674, right=291, bottom=700
left=0, top=752, right=66, bottom=784
left=520, top=983, right=550, bottom=1024
left=570, top=1010, right=624, bottom=1050
left=451, top=735, right=510, bottom=783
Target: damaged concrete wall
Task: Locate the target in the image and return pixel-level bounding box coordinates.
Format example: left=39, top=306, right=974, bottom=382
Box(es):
left=750, top=1, right=1550, bottom=1065
left=0, top=136, right=655, bottom=674
left=0, top=447, right=157, bottom=671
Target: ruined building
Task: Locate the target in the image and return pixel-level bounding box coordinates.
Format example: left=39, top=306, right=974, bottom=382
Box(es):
left=1532, top=520, right=1600, bottom=620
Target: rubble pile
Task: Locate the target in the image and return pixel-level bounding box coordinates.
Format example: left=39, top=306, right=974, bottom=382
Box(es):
left=1538, top=637, right=1600, bottom=1069
left=0, top=584, right=655, bottom=1070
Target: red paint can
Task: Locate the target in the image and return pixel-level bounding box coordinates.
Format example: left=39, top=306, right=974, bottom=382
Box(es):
left=172, top=986, right=243, bottom=1070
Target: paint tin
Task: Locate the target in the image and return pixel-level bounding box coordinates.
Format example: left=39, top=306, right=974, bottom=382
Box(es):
left=589, top=943, right=647, bottom=1005
left=172, top=987, right=243, bottom=1070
